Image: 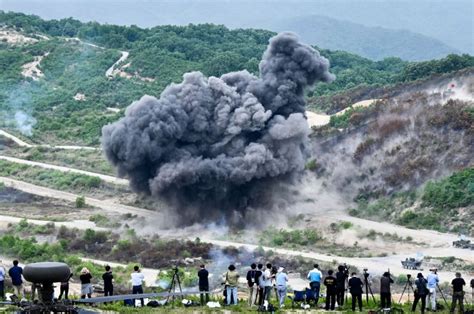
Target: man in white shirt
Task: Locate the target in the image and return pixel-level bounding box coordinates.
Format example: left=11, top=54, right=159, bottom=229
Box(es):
left=427, top=268, right=439, bottom=311
left=263, top=263, right=273, bottom=301
left=0, top=260, right=5, bottom=300
left=275, top=267, right=288, bottom=307
left=131, top=265, right=145, bottom=307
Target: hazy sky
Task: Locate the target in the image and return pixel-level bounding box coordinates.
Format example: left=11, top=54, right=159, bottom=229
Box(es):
left=1, top=0, right=472, bottom=53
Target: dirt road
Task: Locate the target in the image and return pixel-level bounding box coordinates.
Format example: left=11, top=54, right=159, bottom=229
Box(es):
left=0, top=214, right=104, bottom=231
left=0, top=155, right=128, bottom=185
left=0, top=177, right=152, bottom=218
left=106, top=51, right=129, bottom=77
left=0, top=129, right=98, bottom=150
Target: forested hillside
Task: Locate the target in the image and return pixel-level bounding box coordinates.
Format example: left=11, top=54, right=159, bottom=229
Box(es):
left=0, top=11, right=473, bottom=145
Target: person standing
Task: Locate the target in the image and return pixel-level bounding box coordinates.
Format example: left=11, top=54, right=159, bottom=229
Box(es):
left=450, top=272, right=466, bottom=313
left=336, top=265, right=348, bottom=307
left=427, top=268, right=439, bottom=311
left=246, top=263, right=258, bottom=306
left=131, top=265, right=145, bottom=307
left=348, top=272, right=363, bottom=312
left=58, top=271, right=73, bottom=300
left=79, top=267, right=93, bottom=299
left=198, top=264, right=209, bottom=305
left=8, top=260, right=24, bottom=299
left=224, top=264, right=239, bottom=305
left=0, top=261, right=5, bottom=300
left=307, top=264, right=323, bottom=306
left=275, top=267, right=288, bottom=308
left=380, top=272, right=394, bottom=309
left=102, top=265, right=114, bottom=297
left=324, top=270, right=337, bottom=310
left=263, top=263, right=273, bottom=302
left=412, top=273, right=428, bottom=313
left=256, top=263, right=264, bottom=306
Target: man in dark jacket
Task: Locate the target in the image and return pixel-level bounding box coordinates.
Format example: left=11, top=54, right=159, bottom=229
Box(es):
left=336, top=265, right=348, bottom=307
left=255, top=264, right=264, bottom=306
left=102, top=265, right=114, bottom=297
left=246, top=263, right=258, bottom=306
left=380, top=272, right=394, bottom=309
left=198, top=264, right=209, bottom=305
left=324, top=270, right=337, bottom=310
left=8, top=260, right=24, bottom=299
left=348, top=272, right=363, bottom=312
left=412, top=273, right=428, bottom=313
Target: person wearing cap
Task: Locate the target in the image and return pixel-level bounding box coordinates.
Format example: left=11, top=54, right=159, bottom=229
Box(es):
left=0, top=260, right=5, bottom=300
left=450, top=272, right=466, bottom=313
left=427, top=268, right=439, bottom=311
left=324, top=270, right=337, bottom=310
left=412, top=273, right=428, bottom=313
left=79, top=267, right=93, bottom=299
left=275, top=267, right=288, bottom=307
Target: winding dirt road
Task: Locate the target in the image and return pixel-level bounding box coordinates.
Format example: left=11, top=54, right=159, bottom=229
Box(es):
left=106, top=51, right=129, bottom=77
left=0, top=155, right=128, bottom=185
left=0, top=129, right=98, bottom=150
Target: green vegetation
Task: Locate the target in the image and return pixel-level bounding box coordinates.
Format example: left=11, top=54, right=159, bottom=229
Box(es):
left=349, top=169, right=474, bottom=235
left=422, top=168, right=474, bottom=210
left=0, top=159, right=128, bottom=198
left=259, top=227, right=322, bottom=247
left=0, top=11, right=472, bottom=145
left=75, top=195, right=86, bottom=208
left=3, top=146, right=115, bottom=175
left=328, top=104, right=374, bottom=128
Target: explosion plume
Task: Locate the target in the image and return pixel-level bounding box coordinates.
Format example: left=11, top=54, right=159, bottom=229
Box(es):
left=102, top=32, right=333, bottom=222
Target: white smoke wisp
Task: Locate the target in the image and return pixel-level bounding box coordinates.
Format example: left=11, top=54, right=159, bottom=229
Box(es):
left=101, top=32, right=334, bottom=224
left=14, top=110, right=37, bottom=136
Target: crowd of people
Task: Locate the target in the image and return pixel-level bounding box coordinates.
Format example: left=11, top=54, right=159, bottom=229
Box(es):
left=199, top=263, right=471, bottom=313
left=0, top=258, right=472, bottom=313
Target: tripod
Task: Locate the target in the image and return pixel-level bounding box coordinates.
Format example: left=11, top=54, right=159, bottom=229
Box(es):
left=398, top=275, right=415, bottom=304
left=435, top=283, right=449, bottom=308
left=363, top=270, right=376, bottom=304
left=166, top=267, right=183, bottom=303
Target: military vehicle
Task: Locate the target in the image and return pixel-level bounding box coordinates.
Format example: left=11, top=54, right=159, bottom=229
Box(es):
left=452, top=239, right=472, bottom=249
left=401, top=257, right=422, bottom=270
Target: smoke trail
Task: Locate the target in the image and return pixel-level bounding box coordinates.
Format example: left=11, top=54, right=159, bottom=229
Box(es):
left=14, top=110, right=37, bottom=136
left=102, top=32, right=334, bottom=222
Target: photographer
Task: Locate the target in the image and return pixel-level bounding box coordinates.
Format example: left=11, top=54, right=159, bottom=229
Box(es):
left=427, top=268, right=439, bottom=311
left=380, top=271, right=394, bottom=309
left=336, top=265, right=348, bottom=307
left=412, top=273, right=428, bottom=313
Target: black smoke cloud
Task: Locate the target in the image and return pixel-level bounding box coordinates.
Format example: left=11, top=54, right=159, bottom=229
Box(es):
left=102, top=32, right=334, bottom=222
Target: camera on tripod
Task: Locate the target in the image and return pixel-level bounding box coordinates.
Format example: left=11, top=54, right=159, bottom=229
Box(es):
left=363, top=268, right=369, bottom=279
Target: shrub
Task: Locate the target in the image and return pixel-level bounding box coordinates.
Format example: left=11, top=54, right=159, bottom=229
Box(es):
left=75, top=196, right=86, bottom=208
left=422, top=168, right=474, bottom=210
